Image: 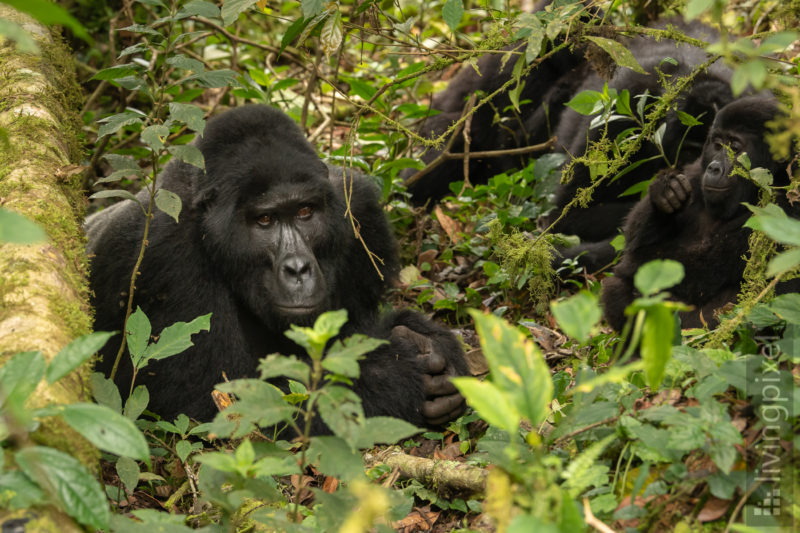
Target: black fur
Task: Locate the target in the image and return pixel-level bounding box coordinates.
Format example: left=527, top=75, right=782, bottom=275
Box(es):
left=547, top=21, right=734, bottom=271
left=602, top=97, right=794, bottom=330
left=87, top=105, right=468, bottom=431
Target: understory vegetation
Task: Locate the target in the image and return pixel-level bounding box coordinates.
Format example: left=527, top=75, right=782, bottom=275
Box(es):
left=1, top=0, right=799, bottom=531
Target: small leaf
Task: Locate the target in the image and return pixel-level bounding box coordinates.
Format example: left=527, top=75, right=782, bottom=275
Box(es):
left=116, top=456, right=140, bottom=494
left=301, top=0, right=324, bottom=18
left=90, top=372, right=122, bottom=413
left=168, top=103, right=206, bottom=135
left=176, top=440, right=193, bottom=463
left=221, top=0, right=258, bottom=25
left=0, top=19, right=38, bottom=52
left=91, top=63, right=141, bottom=81
left=177, top=0, right=221, bottom=20
left=89, top=189, right=141, bottom=204
left=0, top=208, right=47, bottom=244
left=634, top=259, right=685, bottom=296
left=355, top=417, right=420, bottom=448
left=47, top=331, right=115, bottom=384
left=155, top=188, right=182, bottom=223
left=60, top=403, right=150, bottom=461
left=186, top=69, right=237, bottom=89
left=97, top=111, right=144, bottom=139
left=566, top=90, right=604, bottom=115
left=141, top=124, right=169, bottom=151
left=319, top=10, right=343, bottom=57
left=16, top=447, right=109, bottom=531
left=550, top=291, right=602, bottom=344
left=0, top=351, right=45, bottom=409
left=166, top=54, right=204, bottom=74
left=168, top=144, right=205, bottom=169
left=685, top=0, right=714, bottom=20
left=126, top=307, right=152, bottom=369
left=585, top=36, right=647, bottom=74
left=123, top=385, right=150, bottom=420
left=641, top=305, right=674, bottom=389
left=142, top=313, right=211, bottom=362
left=442, top=0, right=464, bottom=32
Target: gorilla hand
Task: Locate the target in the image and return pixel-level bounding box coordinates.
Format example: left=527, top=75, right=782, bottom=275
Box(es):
left=390, top=325, right=466, bottom=426
left=649, top=170, right=692, bottom=214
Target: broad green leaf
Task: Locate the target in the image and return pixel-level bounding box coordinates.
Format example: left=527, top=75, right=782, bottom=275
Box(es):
left=258, top=354, right=310, bottom=384
left=442, top=0, right=464, bottom=32
left=166, top=54, right=204, bottom=74
left=123, top=385, right=149, bottom=420
left=470, top=311, right=553, bottom=425
left=524, top=20, right=544, bottom=63
left=104, top=153, right=140, bottom=171
left=97, top=111, right=144, bottom=139
left=767, top=248, right=800, bottom=277
left=307, top=435, right=366, bottom=480
left=0, top=351, right=45, bottom=409
left=301, top=0, right=324, bottom=18
left=757, top=32, right=799, bottom=54
left=317, top=385, right=364, bottom=445
left=141, top=124, right=169, bottom=151
left=677, top=110, right=703, bottom=126
left=90, top=372, right=122, bottom=412
left=168, top=144, right=205, bottom=169
left=221, top=0, right=259, bottom=25
left=0, top=471, right=45, bottom=509
left=155, top=188, right=182, bottom=223
left=89, top=189, right=141, bottom=204
left=768, top=293, right=800, bottom=325
left=116, top=456, right=140, bottom=494
left=641, top=305, right=674, bottom=389
left=322, top=335, right=386, bottom=378
left=91, top=63, right=140, bottom=81
left=186, top=69, right=238, bottom=88
left=585, top=36, right=647, bottom=74
left=685, top=0, right=714, bottom=20
left=0, top=19, right=38, bottom=52
left=745, top=204, right=800, bottom=246
left=286, top=309, right=348, bottom=359
left=566, top=90, right=604, bottom=115
left=177, top=0, right=221, bottom=20
left=2, top=0, right=90, bottom=42
left=47, top=331, right=115, bottom=384
left=16, top=447, right=109, bottom=531
left=214, top=379, right=296, bottom=431
left=176, top=440, right=193, bottom=463
left=168, top=103, right=206, bottom=135
left=0, top=208, right=47, bottom=243
left=60, top=403, right=150, bottom=461
left=356, top=416, right=420, bottom=448
left=142, top=313, right=211, bottom=362
left=320, top=10, right=343, bottom=57
left=452, top=377, right=519, bottom=433
left=731, top=60, right=768, bottom=95
left=634, top=259, right=685, bottom=296
left=126, top=307, right=152, bottom=368
left=550, top=291, right=602, bottom=343
left=281, top=15, right=310, bottom=54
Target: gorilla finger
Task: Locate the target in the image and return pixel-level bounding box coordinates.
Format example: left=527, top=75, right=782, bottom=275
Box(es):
left=418, top=350, right=447, bottom=374
left=653, top=196, right=672, bottom=213
left=662, top=189, right=681, bottom=211
left=392, top=325, right=432, bottom=354
left=668, top=178, right=688, bottom=202
left=676, top=173, right=692, bottom=195
left=422, top=373, right=458, bottom=396
left=423, top=393, right=466, bottom=420
left=425, top=403, right=467, bottom=426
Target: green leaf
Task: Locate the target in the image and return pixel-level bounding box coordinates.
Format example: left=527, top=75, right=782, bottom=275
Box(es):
left=286, top=309, right=348, bottom=359
left=91, top=63, right=141, bottom=81
left=97, top=111, right=144, bottom=139
left=142, top=313, right=211, bottom=362
left=677, top=110, right=703, bottom=127
left=757, top=32, right=799, bottom=54
left=186, top=69, right=238, bottom=88
left=0, top=208, right=47, bottom=243
left=585, top=36, right=647, bottom=74
left=177, top=0, right=221, bottom=20
left=767, top=248, right=800, bottom=277
left=176, top=440, right=193, bottom=463
left=468, top=310, right=553, bottom=426
left=442, top=0, right=464, bottom=32
left=322, top=335, right=386, bottom=378
left=307, top=435, right=366, bottom=480
left=168, top=144, right=205, bottom=169
left=562, top=434, right=615, bottom=497
left=60, top=403, right=150, bottom=461
left=566, top=90, right=604, bottom=115
left=140, top=124, right=169, bottom=151
left=0, top=471, right=45, bottom=509
left=221, top=0, right=259, bottom=25
left=320, top=10, right=343, bottom=57
left=301, top=0, right=325, bottom=19
left=258, top=354, right=310, bottom=384
left=89, top=189, right=141, bottom=204
left=641, top=305, right=674, bottom=389
left=634, top=259, right=685, bottom=296
left=281, top=16, right=310, bottom=54
left=451, top=377, right=519, bottom=433
left=0, top=19, right=39, bottom=52
left=166, top=54, right=204, bottom=74
left=90, top=372, right=122, bottom=412
left=685, top=0, right=714, bottom=20
left=356, top=416, right=420, bottom=448
left=15, top=447, right=109, bottom=531
left=0, top=351, right=45, bottom=409
left=47, top=331, right=115, bottom=384
left=116, top=456, right=140, bottom=494
left=126, top=307, right=152, bottom=369
left=745, top=204, right=800, bottom=246
left=155, top=188, right=182, bottom=223
left=123, top=385, right=150, bottom=420
left=168, top=102, right=206, bottom=135
left=214, top=379, right=296, bottom=431
left=2, top=0, right=91, bottom=42
left=550, top=291, right=602, bottom=343
left=768, top=293, right=800, bottom=325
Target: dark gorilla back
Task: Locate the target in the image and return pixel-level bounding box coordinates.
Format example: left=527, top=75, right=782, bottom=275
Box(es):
left=88, top=105, right=468, bottom=430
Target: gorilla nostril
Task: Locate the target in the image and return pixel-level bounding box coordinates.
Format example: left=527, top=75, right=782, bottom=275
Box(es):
left=282, top=256, right=312, bottom=281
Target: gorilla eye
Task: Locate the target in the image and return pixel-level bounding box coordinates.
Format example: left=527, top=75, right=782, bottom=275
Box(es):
left=256, top=214, right=273, bottom=226
left=297, top=206, right=313, bottom=219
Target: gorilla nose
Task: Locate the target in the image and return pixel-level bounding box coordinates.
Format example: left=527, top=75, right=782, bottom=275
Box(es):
left=706, top=160, right=723, bottom=178
left=280, top=255, right=313, bottom=283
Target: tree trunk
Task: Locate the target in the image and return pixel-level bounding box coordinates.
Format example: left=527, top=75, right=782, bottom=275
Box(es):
left=0, top=6, right=95, bottom=532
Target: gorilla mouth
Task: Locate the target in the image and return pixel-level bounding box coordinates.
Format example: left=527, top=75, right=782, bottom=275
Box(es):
left=275, top=304, right=323, bottom=317
left=703, top=185, right=731, bottom=192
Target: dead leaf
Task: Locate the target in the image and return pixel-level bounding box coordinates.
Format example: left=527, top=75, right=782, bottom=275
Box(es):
left=418, top=248, right=438, bottom=268
left=321, top=476, right=339, bottom=493
left=434, top=205, right=461, bottom=243
left=697, top=497, right=731, bottom=522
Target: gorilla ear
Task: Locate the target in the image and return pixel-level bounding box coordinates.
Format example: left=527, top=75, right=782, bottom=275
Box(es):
left=192, top=185, right=217, bottom=211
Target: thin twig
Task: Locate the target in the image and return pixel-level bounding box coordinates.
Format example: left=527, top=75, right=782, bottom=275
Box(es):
left=583, top=498, right=617, bottom=533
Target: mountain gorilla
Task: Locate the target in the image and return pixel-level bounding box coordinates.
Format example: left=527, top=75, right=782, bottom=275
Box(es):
left=546, top=21, right=734, bottom=271
left=87, top=105, right=468, bottom=432
left=602, top=97, right=795, bottom=330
